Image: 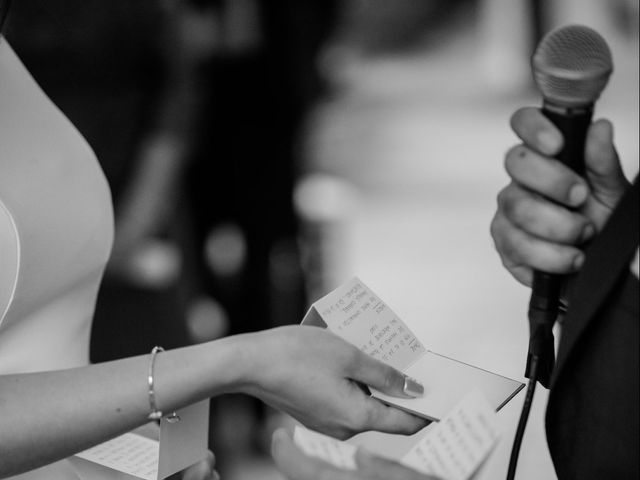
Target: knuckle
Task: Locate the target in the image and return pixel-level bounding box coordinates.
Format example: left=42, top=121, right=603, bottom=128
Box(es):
left=496, top=183, right=517, bottom=210
left=505, top=144, right=526, bottom=165
left=345, top=345, right=363, bottom=370
left=496, top=186, right=508, bottom=206
left=382, top=368, right=398, bottom=392
left=500, top=189, right=520, bottom=222
left=355, top=405, right=377, bottom=430
left=554, top=216, right=585, bottom=243
left=489, top=214, right=502, bottom=244
left=546, top=245, right=578, bottom=272
left=504, top=230, right=529, bottom=264
left=510, top=107, right=530, bottom=132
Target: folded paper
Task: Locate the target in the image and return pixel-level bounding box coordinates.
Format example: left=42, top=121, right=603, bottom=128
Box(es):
left=302, top=277, right=523, bottom=421
left=70, top=400, right=209, bottom=480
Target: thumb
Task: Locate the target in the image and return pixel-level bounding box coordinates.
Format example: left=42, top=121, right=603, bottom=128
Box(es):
left=584, top=119, right=630, bottom=210
left=349, top=353, right=424, bottom=399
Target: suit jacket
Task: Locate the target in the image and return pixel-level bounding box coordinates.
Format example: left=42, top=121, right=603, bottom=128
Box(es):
left=546, top=177, right=639, bottom=479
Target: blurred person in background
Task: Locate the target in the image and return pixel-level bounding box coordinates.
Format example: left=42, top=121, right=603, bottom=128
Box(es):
left=5, top=0, right=206, bottom=361
left=0, top=1, right=431, bottom=479
left=183, top=0, right=341, bottom=471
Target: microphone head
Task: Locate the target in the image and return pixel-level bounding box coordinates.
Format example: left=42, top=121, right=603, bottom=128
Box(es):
left=532, top=25, right=613, bottom=108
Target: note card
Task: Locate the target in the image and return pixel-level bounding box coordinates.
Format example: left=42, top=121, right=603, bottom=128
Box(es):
left=74, top=433, right=160, bottom=480
left=70, top=400, right=209, bottom=480
left=401, top=390, right=501, bottom=480
left=302, top=277, right=425, bottom=372
left=293, top=426, right=358, bottom=470
left=293, top=390, right=500, bottom=480
left=302, top=277, right=523, bottom=421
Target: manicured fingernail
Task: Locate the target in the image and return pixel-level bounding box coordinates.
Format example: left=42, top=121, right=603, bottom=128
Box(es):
left=403, top=376, right=424, bottom=398
left=538, top=130, right=561, bottom=153
left=580, top=224, right=595, bottom=243
left=568, top=183, right=588, bottom=206
left=573, top=253, right=585, bottom=270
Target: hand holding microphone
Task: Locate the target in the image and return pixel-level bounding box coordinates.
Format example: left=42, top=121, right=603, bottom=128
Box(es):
left=492, top=108, right=628, bottom=285
left=490, top=25, right=628, bottom=387
left=491, top=25, right=628, bottom=288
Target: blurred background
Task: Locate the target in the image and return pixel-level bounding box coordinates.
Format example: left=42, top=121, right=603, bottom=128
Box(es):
left=5, top=0, right=638, bottom=479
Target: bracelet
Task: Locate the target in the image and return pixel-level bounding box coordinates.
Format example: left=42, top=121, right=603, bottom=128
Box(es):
left=147, top=346, right=180, bottom=423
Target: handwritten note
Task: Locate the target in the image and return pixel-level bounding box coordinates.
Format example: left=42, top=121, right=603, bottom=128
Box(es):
left=302, top=277, right=524, bottom=421
left=305, top=277, right=425, bottom=371
left=293, top=426, right=358, bottom=470
left=293, top=391, right=500, bottom=480
left=401, top=390, right=501, bottom=480
left=75, top=433, right=159, bottom=480
left=71, top=401, right=209, bottom=480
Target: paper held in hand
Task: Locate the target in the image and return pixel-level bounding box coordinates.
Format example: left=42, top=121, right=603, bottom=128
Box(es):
left=68, top=400, right=209, bottom=480
left=294, top=389, right=501, bottom=480
left=302, top=277, right=524, bottom=421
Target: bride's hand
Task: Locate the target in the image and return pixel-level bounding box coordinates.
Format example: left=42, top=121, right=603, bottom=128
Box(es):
left=240, top=326, right=428, bottom=439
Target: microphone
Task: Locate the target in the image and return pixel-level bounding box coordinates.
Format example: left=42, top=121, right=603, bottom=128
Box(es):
left=525, top=25, right=613, bottom=388
left=506, top=25, right=613, bottom=480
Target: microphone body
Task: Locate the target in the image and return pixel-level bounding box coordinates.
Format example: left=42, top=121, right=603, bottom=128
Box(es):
left=526, top=103, right=593, bottom=387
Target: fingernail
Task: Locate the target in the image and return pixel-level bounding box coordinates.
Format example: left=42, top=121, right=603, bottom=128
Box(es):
left=403, top=376, right=424, bottom=398
left=538, top=130, right=561, bottom=154
left=568, top=183, right=588, bottom=206
left=580, top=224, right=595, bottom=243
left=573, top=253, right=585, bottom=270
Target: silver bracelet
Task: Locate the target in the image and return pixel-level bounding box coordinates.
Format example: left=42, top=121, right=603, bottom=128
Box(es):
left=147, top=346, right=180, bottom=423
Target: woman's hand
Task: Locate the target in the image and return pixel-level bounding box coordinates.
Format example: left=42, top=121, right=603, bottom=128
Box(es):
left=490, top=107, right=630, bottom=286
left=271, top=428, right=440, bottom=480
left=240, top=326, right=428, bottom=439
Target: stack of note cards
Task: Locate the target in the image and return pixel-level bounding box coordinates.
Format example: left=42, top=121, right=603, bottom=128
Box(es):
left=294, top=389, right=501, bottom=480
left=302, top=277, right=524, bottom=421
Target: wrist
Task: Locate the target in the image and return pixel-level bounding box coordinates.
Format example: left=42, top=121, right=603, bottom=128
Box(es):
left=227, top=328, right=292, bottom=398
left=208, top=332, right=265, bottom=395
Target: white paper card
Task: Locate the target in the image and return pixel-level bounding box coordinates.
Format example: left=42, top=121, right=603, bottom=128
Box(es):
left=302, top=277, right=523, bottom=420
left=371, top=351, right=523, bottom=421
left=401, top=390, right=501, bottom=480
left=303, top=277, right=425, bottom=372
left=70, top=400, right=209, bottom=480
left=293, top=426, right=358, bottom=470
left=293, top=391, right=500, bottom=480
left=74, top=433, right=159, bottom=480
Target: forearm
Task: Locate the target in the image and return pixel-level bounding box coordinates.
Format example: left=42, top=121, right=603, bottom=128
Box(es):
left=0, top=334, right=254, bottom=478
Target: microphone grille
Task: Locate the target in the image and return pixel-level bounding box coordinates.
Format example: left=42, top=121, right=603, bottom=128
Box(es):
left=532, top=25, right=613, bottom=107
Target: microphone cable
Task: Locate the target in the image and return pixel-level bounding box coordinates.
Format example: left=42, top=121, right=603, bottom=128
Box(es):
left=506, top=355, right=539, bottom=480
left=506, top=277, right=560, bottom=480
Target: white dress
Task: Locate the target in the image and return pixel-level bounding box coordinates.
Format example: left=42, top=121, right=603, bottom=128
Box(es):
left=0, top=38, right=114, bottom=478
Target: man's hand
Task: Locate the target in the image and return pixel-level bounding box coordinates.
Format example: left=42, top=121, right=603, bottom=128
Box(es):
left=491, top=107, right=630, bottom=286
left=271, top=429, right=440, bottom=480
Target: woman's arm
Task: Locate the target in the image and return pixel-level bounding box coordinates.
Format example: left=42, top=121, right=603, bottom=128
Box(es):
left=0, top=326, right=426, bottom=478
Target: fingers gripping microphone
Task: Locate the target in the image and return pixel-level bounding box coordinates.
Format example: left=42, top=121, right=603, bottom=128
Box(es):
left=507, top=25, right=613, bottom=480
left=527, top=25, right=613, bottom=388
